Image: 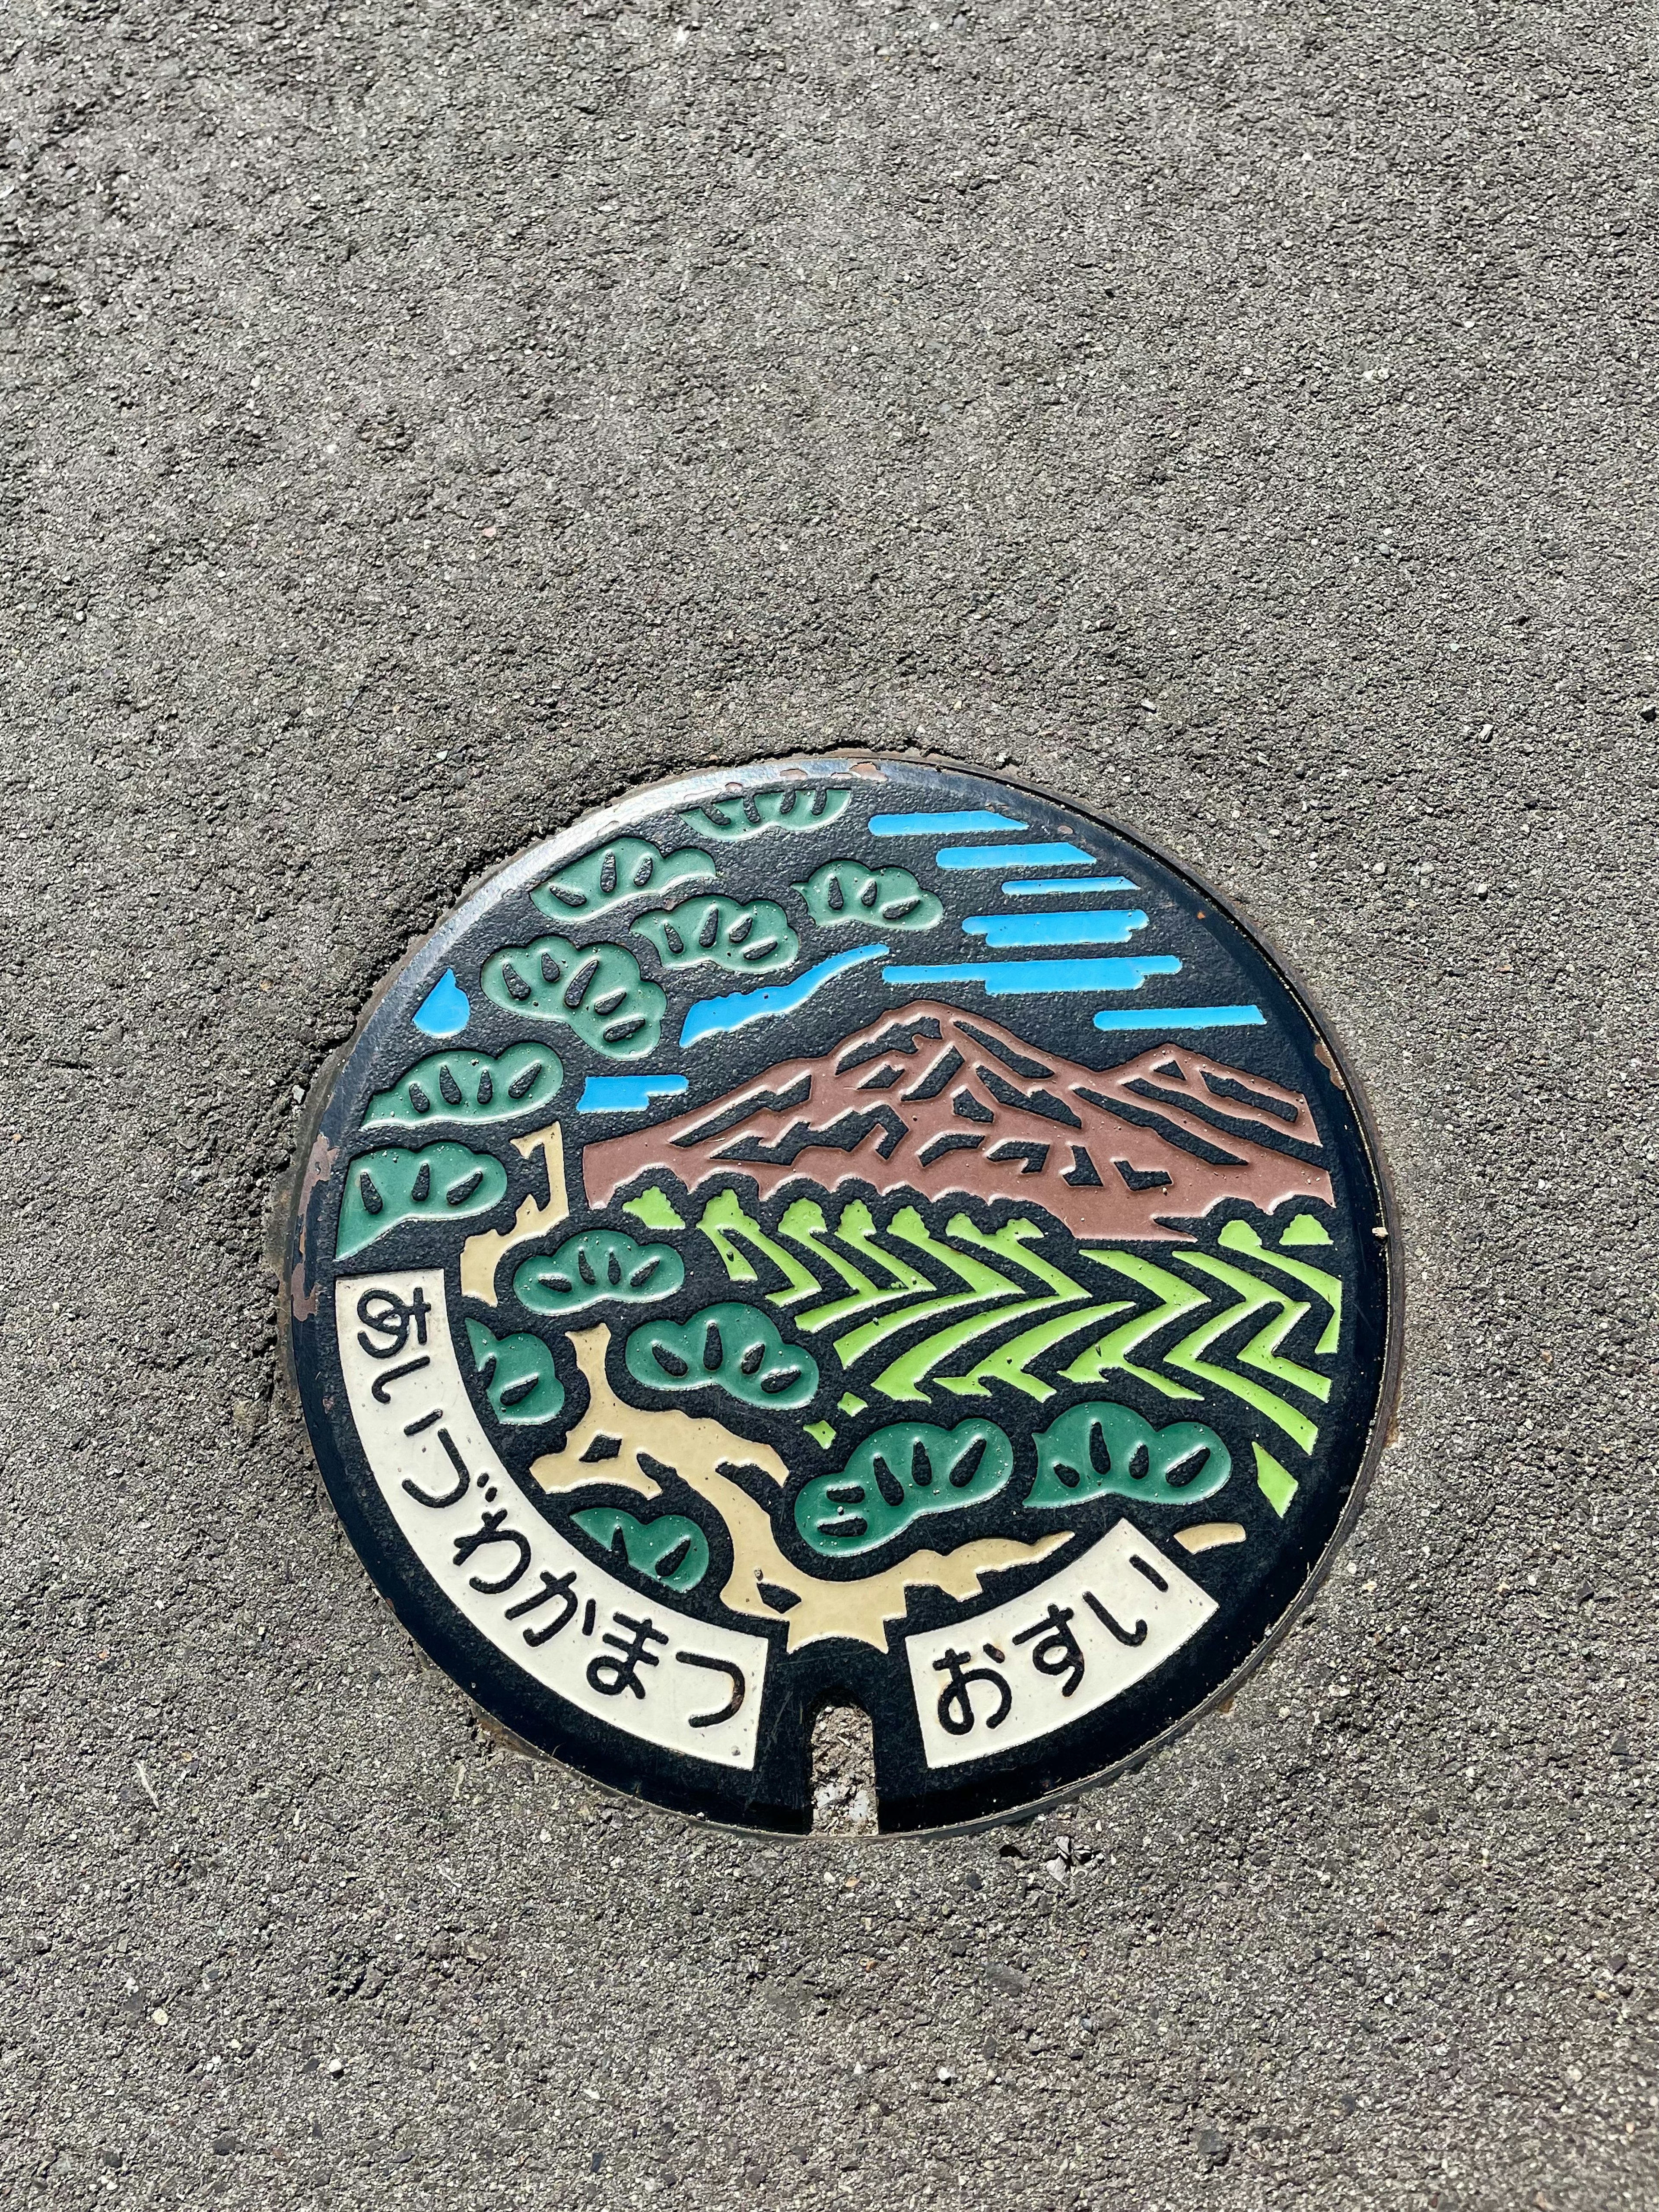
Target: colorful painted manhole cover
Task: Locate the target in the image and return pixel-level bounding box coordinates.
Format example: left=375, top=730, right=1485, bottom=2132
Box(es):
left=286, top=758, right=1396, bottom=1831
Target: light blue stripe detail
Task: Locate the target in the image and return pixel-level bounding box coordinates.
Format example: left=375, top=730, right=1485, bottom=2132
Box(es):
left=1003, top=875, right=1136, bottom=896
left=413, top=969, right=470, bottom=1036
left=1092, top=1005, right=1266, bottom=1032
left=882, top=956, right=1181, bottom=996
left=869, top=810, right=1028, bottom=836
left=578, top=1074, right=690, bottom=1112
left=681, top=944, right=889, bottom=1047
left=936, top=842, right=1096, bottom=871
left=963, top=910, right=1148, bottom=948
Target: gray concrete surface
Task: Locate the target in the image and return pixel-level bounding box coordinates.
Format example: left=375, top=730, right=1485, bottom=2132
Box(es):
left=3, top=0, right=1656, bottom=2205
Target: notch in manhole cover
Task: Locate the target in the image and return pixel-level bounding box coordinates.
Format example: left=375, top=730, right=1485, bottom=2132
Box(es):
left=285, top=756, right=1397, bottom=1833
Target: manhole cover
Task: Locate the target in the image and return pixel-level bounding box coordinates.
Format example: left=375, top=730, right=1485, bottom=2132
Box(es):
left=286, top=757, right=1396, bottom=1832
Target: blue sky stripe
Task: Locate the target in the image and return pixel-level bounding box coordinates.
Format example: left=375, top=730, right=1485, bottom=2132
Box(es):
left=883, top=956, right=1181, bottom=995
left=1002, top=875, right=1136, bottom=896
left=936, top=841, right=1096, bottom=871
left=578, top=1074, right=690, bottom=1112
left=963, top=911, right=1148, bottom=947
left=681, top=944, right=889, bottom=1046
left=412, top=968, right=470, bottom=1036
left=868, top=809, right=1027, bottom=835
left=1093, top=1005, right=1265, bottom=1032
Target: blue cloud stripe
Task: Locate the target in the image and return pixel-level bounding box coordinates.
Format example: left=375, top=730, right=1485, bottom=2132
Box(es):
left=936, top=841, right=1096, bottom=871
left=869, top=810, right=1028, bottom=835
left=413, top=968, right=470, bottom=1036
left=1002, top=875, right=1136, bottom=896
left=578, top=1074, right=690, bottom=1112
left=963, top=911, right=1148, bottom=947
left=883, top=956, right=1181, bottom=996
left=1093, top=1005, right=1265, bottom=1032
left=681, top=944, right=889, bottom=1046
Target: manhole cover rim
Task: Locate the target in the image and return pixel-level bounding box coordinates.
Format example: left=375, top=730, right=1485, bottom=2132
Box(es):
left=283, top=749, right=1403, bottom=1837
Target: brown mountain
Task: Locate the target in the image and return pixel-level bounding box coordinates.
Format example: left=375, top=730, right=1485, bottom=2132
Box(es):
left=581, top=1002, right=1333, bottom=1240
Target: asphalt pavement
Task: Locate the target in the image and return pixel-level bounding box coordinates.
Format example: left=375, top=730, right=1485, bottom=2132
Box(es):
left=2, top=1, right=1656, bottom=2207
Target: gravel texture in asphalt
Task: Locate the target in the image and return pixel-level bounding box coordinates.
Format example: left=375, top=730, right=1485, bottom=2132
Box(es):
left=2, top=1, right=1655, bottom=2208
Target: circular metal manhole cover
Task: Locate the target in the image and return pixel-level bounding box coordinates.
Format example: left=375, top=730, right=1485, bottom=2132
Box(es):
left=286, top=757, right=1396, bottom=1832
